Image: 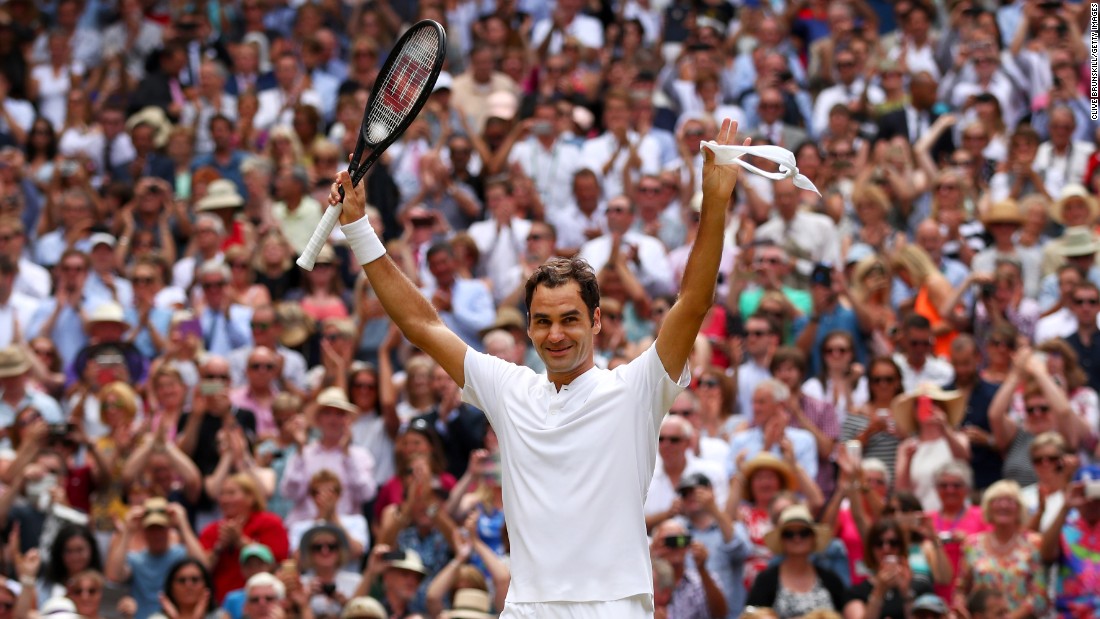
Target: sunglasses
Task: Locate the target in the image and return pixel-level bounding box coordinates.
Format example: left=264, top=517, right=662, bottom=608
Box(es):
left=781, top=528, right=815, bottom=541
left=174, top=575, right=203, bottom=585
left=698, top=378, right=721, bottom=388
left=70, top=587, right=100, bottom=596
left=1025, top=404, right=1050, bottom=416
left=668, top=408, right=694, bottom=417
left=658, top=436, right=685, bottom=444
left=1031, top=454, right=1061, bottom=465
left=133, top=276, right=156, bottom=285
left=311, top=542, right=339, bottom=553
left=527, top=234, right=548, bottom=242
left=249, top=362, right=277, bottom=371
left=248, top=595, right=278, bottom=603
left=203, top=373, right=230, bottom=381
left=1074, top=297, right=1100, bottom=306
left=989, top=338, right=1013, bottom=349
left=201, top=281, right=226, bottom=289
left=936, top=481, right=965, bottom=490
left=746, top=330, right=770, bottom=338
left=874, top=537, right=901, bottom=549
left=825, top=346, right=850, bottom=355
left=870, top=375, right=898, bottom=385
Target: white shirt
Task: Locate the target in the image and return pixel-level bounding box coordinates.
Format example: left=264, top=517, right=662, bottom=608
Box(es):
left=254, top=87, right=323, bottom=131
left=755, top=211, right=841, bottom=276
left=644, top=455, right=729, bottom=517
left=893, top=353, right=955, bottom=392
left=580, top=131, right=660, bottom=200
left=578, top=231, right=675, bottom=296
left=0, top=293, right=38, bottom=347
left=466, top=217, right=532, bottom=305
left=15, top=258, right=51, bottom=300
left=462, top=343, right=687, bottom=603
left=811, top=79, right=884, bottom=138
left=1034, top=307, right=1100, bottom=344
left=509, top=138, right=583, bottom=209
left=530, top=13, right=604, bottom=54
left=1034, top=141, right=1095, bottom=200
left=548, top=203, right=606, bottom=251
left=0, top=98, right=34, bottom=137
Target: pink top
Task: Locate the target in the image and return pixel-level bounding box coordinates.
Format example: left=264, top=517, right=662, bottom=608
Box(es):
left=836, top=507, right=867, bottom=585
left=931, top=505, right=989, bottom=600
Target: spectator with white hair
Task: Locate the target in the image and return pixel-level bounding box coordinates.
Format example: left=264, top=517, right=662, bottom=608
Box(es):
left=194, top=261, right=253, bottom=356
left=481, top=329, right=522, bottom=365
left=173, top=214, right=226, bottom=291
left=727, top=379, right=819, bottom=482
left=644, top=415, right=728, bottom=531
left=669, top=390, right=730, bottom=466
left=240, top=572, right=285, bottom=619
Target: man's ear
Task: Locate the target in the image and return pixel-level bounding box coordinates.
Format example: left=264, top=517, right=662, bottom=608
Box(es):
left=592, top=307, right=602, bottom=335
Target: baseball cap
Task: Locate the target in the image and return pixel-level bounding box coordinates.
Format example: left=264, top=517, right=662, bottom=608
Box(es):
left=912, top=593, right=948, bottom=615
left=240, top=543, right=275, bottom=566
left=676, top=472, right=712, bottom=494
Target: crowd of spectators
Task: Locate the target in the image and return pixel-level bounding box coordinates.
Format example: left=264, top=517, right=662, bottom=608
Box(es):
left=0, top=0, right=1098, bottom=618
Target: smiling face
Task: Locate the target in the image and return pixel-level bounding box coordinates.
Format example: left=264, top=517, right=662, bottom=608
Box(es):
left=528, top=282, right=600, bottom=386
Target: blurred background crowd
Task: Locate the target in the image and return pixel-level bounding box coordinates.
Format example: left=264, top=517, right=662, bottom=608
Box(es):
left=0, top=0, right=1098, bottom=618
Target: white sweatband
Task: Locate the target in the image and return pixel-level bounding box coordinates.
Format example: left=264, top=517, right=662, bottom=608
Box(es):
left=701, top=141, right=822, bottom=195
left=341, top=216, right=387, bottom=265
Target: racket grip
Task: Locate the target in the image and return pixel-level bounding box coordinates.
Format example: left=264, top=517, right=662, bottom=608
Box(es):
left=296, top=203, right=343, bottom=271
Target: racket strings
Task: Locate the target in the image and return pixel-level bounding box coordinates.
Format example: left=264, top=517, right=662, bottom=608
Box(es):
left=366, top=27, right=440, bottom=144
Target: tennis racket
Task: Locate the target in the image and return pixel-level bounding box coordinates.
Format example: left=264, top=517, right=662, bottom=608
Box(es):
left=297, top=20, right=447, bottom=270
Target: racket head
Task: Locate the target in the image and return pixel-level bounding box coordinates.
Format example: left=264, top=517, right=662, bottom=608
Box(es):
left=350, top=20, right=446, bottom=183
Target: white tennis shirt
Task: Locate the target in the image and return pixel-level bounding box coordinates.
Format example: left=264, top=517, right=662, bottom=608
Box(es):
left=462, top=343, right=688, bottom=604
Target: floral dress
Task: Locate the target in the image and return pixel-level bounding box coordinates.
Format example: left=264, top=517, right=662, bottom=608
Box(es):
left=960, top=531, right=1048, bottom=615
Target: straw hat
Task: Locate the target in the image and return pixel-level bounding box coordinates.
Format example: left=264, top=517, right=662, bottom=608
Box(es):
left=125, top=106, right=173, bottom=149
left=275, top=302, right=313, bottom=348
left=1056, top=226, right=1100, bottom=257
left=314, top=244, right=337, bottom=265
left=442, top=589, right=494, bottom=619
left=0, top=346, right=30, bottom=378
left=763, top=504, right=831, bottom=554
left=87, top=302, right=128, bottom=326
left=980, top=199, right=1024, bottom=227
left=479, top=306, right=526, bottom=338
left=1051, top=184, right=1100, bottom=225
left=315, top=387, right=358, bottom=415
left=386, top=549, right=427, bottom=576
left=890, top=383, right=966, bottom=436
left=740, top=452, right=797, bottom=502
left=341, top=597, right=387, bottom=619
left=197, top=180, right=245, bottom=211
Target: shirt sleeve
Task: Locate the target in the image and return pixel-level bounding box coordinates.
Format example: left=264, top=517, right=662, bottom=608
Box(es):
left=278, top=449, right=309, bottom=501
left=461, top=348, right=530, bottom=429
left=615, top=343, right=690, bottom=431
left=343, top=448, right=378, bottom=504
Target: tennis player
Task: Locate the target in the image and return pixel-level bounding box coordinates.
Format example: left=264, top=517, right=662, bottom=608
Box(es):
left=330, top=119, right=747, bottom=618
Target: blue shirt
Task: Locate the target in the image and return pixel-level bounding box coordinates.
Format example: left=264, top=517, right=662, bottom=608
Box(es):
left=727, top=426, right=819, bottom=480
left=191, top=150, right=248, bottom=195
left=124, top=306, right=172, bottom=360
left=793, top=304, right=866, bottom=377
left=27, top=296, right=102, bottom=367
left=422, top=278, right=495, bottom=351
left=685, top=518, right=752, bottom=619
left=128, top=544, right=189, bottom=619
left=200, top=305, right=253, bottom=356
left=222, top=589, right=245, bottom=619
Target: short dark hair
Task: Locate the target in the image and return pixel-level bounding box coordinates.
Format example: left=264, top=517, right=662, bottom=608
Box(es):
left=525, top=258, right=600, bottom=322
left=902, top=313, right=932, bottom=331
left=769, top=346, right=806, bottom=376
left=425, top=242, right=454, bottom=262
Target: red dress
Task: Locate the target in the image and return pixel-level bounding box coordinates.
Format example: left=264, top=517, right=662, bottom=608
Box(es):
left=200, top=510, right=289, bottom=602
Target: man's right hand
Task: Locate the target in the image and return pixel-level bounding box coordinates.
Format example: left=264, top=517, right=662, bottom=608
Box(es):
left=333, top=170, right=367, bottom=225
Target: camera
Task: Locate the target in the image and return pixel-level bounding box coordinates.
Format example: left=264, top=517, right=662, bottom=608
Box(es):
left=980, top=283, right=995, bottom=298
left=663, top=534, right=692, bottom=549
left=381, top=550, right=407, bottom=562
left=1038, top=0, right=1062, bottom=10
left=48, top=423, right=74, bottom=438
left=321, top=583, right=337, bottom=596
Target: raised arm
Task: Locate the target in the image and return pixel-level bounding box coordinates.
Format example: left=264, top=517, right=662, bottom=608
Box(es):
left=334, top=171, right=469, bottom=385
left=656, top=119, right=746, bottom=379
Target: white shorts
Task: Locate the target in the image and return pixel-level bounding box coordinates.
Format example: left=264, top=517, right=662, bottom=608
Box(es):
left=499, top=595, right=653, bottom=619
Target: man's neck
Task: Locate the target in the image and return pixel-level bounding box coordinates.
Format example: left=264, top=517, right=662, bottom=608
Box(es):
left=1079, top=323, right=1097, bottom=342
left=665, top=457, right=686, bottom=477
left=2, top=384, right=25, bottom=403
left=284, top=195, right=302, bottom=210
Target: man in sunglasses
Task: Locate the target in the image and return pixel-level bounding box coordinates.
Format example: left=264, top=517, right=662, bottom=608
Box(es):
left=228, top=304, right=307, bottom=391
left=644, top=416, right=727, bottom=532
left=649, top=519, right=726, bottom=619
left=1063, top=282, right=1100, bottom=392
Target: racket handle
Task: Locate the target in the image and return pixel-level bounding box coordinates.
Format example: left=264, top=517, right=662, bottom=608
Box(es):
left=296, top=203, right=343, bottom=271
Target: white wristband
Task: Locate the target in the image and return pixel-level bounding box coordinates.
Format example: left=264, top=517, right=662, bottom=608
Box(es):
left=341, top=216, right=386, bottom=265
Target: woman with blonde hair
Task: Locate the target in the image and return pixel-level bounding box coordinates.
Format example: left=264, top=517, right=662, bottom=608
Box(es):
left=928, top=167, right=983, bottom=263
left=224, top=245, right=271, bottom=310
left=265, top=125, right=306, bottom=168
left=849, top=256, right=897, bottom=356
left=955, top=481, right=1047, bottom=617
left=90, top=382, right=142, bottom=542
left=890, top=245, right=957, bottom=358
left=1020, top=432, right=1072, bottom=533
left=850, top=183, right=896, bottom=253
left=199, top=473, right=289, bottom=601
left=252, top=231, right=300, bottom=301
